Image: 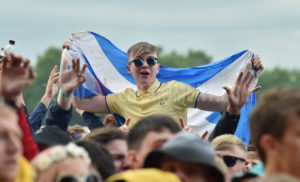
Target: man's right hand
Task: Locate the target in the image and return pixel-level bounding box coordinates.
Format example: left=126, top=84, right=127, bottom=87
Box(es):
left=60, top=56, right=87, bottom=95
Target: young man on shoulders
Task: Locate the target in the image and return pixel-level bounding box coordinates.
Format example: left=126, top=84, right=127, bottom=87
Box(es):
left=61, top=41, right=263, bottom=127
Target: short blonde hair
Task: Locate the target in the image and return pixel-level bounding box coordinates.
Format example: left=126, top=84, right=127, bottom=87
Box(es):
left=211, top=134, right=246, bottom=152
left=127, top=42, right=157, bottom=61
left=215, top=156, right=227, bottom=179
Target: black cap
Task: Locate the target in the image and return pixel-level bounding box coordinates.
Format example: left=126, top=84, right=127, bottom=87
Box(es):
left=34, top=125, right=72, bottom=147
left=9, top=40, right=15, bottom=45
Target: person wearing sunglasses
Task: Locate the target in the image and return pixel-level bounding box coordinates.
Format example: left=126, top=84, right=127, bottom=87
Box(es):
left=32, top=143, right=102, bottom=182
left=61, top=40, right=263, bottom=128
left=211, top=134, right=247, bottom=182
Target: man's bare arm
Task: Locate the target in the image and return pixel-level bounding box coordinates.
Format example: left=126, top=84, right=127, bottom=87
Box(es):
left=73, top=95, right=109, bottom=113
left=196, top=71, right=261, bottom=112
left=196, top=92, right=228, bottom=111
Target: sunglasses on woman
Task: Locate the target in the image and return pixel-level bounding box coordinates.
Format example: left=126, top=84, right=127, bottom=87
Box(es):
left=128, top=57, right=158, bottom=68
left=56, top=173, right=102, bottom=182
left=222, top=155, right=246, bottom=167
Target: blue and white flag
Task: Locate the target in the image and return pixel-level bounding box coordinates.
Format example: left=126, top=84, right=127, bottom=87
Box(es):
left=62, top=31, right=259, bottom=145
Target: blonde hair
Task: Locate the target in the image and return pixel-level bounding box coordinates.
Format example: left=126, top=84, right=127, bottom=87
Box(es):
left=214, top=156, right=227, bottom=179
left=211, top=134, right=246, bottom=152
left=127, top=42, right=157, bottom=61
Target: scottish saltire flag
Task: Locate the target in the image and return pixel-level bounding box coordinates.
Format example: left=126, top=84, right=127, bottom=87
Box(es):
left=62, top=31, right=259, bottom=145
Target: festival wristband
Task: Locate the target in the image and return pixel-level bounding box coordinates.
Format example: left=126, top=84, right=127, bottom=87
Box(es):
left=59, top=89, right=73, bottom=98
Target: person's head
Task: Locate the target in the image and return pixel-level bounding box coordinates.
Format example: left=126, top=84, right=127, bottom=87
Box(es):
left=250, top=87, right=300, bottom=178
left=211, top=134, right=247, bottom=182
left=67, top=124, right=89, bottom=141
left=126, top=42, right=160, bottom=90
left=144, top=131, right=224, bottom=182
left=34, top=125, right=72, bottom=151
left=84, top=127, right=129, bottom=173
left=245, top=151, right=261, bottom=171
left=0, top=104, right=22, bottom=182
left=127, top=114, right=180, bottom=169
left=76, top=140, right=115, bottom=180
left=103, top=114, right=119, bottom=128
left=32, top=143, right=101, bottom=182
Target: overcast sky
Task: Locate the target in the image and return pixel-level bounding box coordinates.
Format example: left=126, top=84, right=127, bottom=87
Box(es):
left=1, top=0, right=300, bottom=69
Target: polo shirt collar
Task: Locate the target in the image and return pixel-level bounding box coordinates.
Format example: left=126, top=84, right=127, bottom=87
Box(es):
left=136, top=79, right=161, bottom=97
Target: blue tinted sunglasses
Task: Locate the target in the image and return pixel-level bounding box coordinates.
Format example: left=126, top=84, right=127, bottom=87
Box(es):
left=129, top=57, right=158, bottom=68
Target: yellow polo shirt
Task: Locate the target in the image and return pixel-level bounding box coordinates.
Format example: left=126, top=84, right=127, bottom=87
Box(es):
left=106, top=79, right=200, bottom=127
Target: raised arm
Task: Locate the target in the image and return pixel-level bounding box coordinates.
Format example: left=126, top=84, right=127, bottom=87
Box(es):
left=0, top=54, right=36, bottom=104
left=196, top=71, right=260, bottom=111
left=41, top=65, right=59, bottom=108
left=59, top=55, right=109, bottom=113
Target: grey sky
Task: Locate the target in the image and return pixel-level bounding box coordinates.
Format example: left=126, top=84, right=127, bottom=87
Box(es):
left=1, top=0, right=300, bottom=69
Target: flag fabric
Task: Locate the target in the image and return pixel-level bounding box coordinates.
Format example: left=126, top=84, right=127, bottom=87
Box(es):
left=62, top=31, right=259, bottom=145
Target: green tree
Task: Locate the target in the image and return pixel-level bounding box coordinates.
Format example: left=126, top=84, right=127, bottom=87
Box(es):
left=158, top=48, right=212, bottom=68
left=257, top=67, right=300, bottom=98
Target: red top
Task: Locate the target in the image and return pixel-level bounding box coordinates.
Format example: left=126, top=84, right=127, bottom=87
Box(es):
left=18, top=107, right=39, bottom=161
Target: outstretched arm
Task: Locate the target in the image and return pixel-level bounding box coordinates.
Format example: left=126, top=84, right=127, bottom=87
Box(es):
left=196, top=54, right=263, bottom=112
left=196, top=71, right=260, bottom=111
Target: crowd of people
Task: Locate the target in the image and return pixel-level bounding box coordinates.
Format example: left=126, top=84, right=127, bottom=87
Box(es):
left=0, top=40, right=299, bottom=182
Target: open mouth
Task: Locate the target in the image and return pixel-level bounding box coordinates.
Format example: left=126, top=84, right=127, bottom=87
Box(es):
left=140, top=71, right=150, bottom=75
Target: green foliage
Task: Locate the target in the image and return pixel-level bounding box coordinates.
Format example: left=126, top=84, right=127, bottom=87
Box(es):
left=257, top=67, right=300, bottom=98
left=157, top=47, right=212, bottom=67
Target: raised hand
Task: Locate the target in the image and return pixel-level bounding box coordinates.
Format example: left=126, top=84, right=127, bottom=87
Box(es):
left=60, top=56, right=87, bottom=95
left=119, top=118, right=131, bottom=133
left=44, top=65, right=59, bottom=98
left=179, top=117, right=208, bottom=140
left=0, top=54, right=36, bottom=101
left=251, top=54, right=264, bottom=71
left=41, top=65, right=59, bottom=108
left=223, top=71, right=261, bottom=114
left=62, top=38, right=72, bottom=50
